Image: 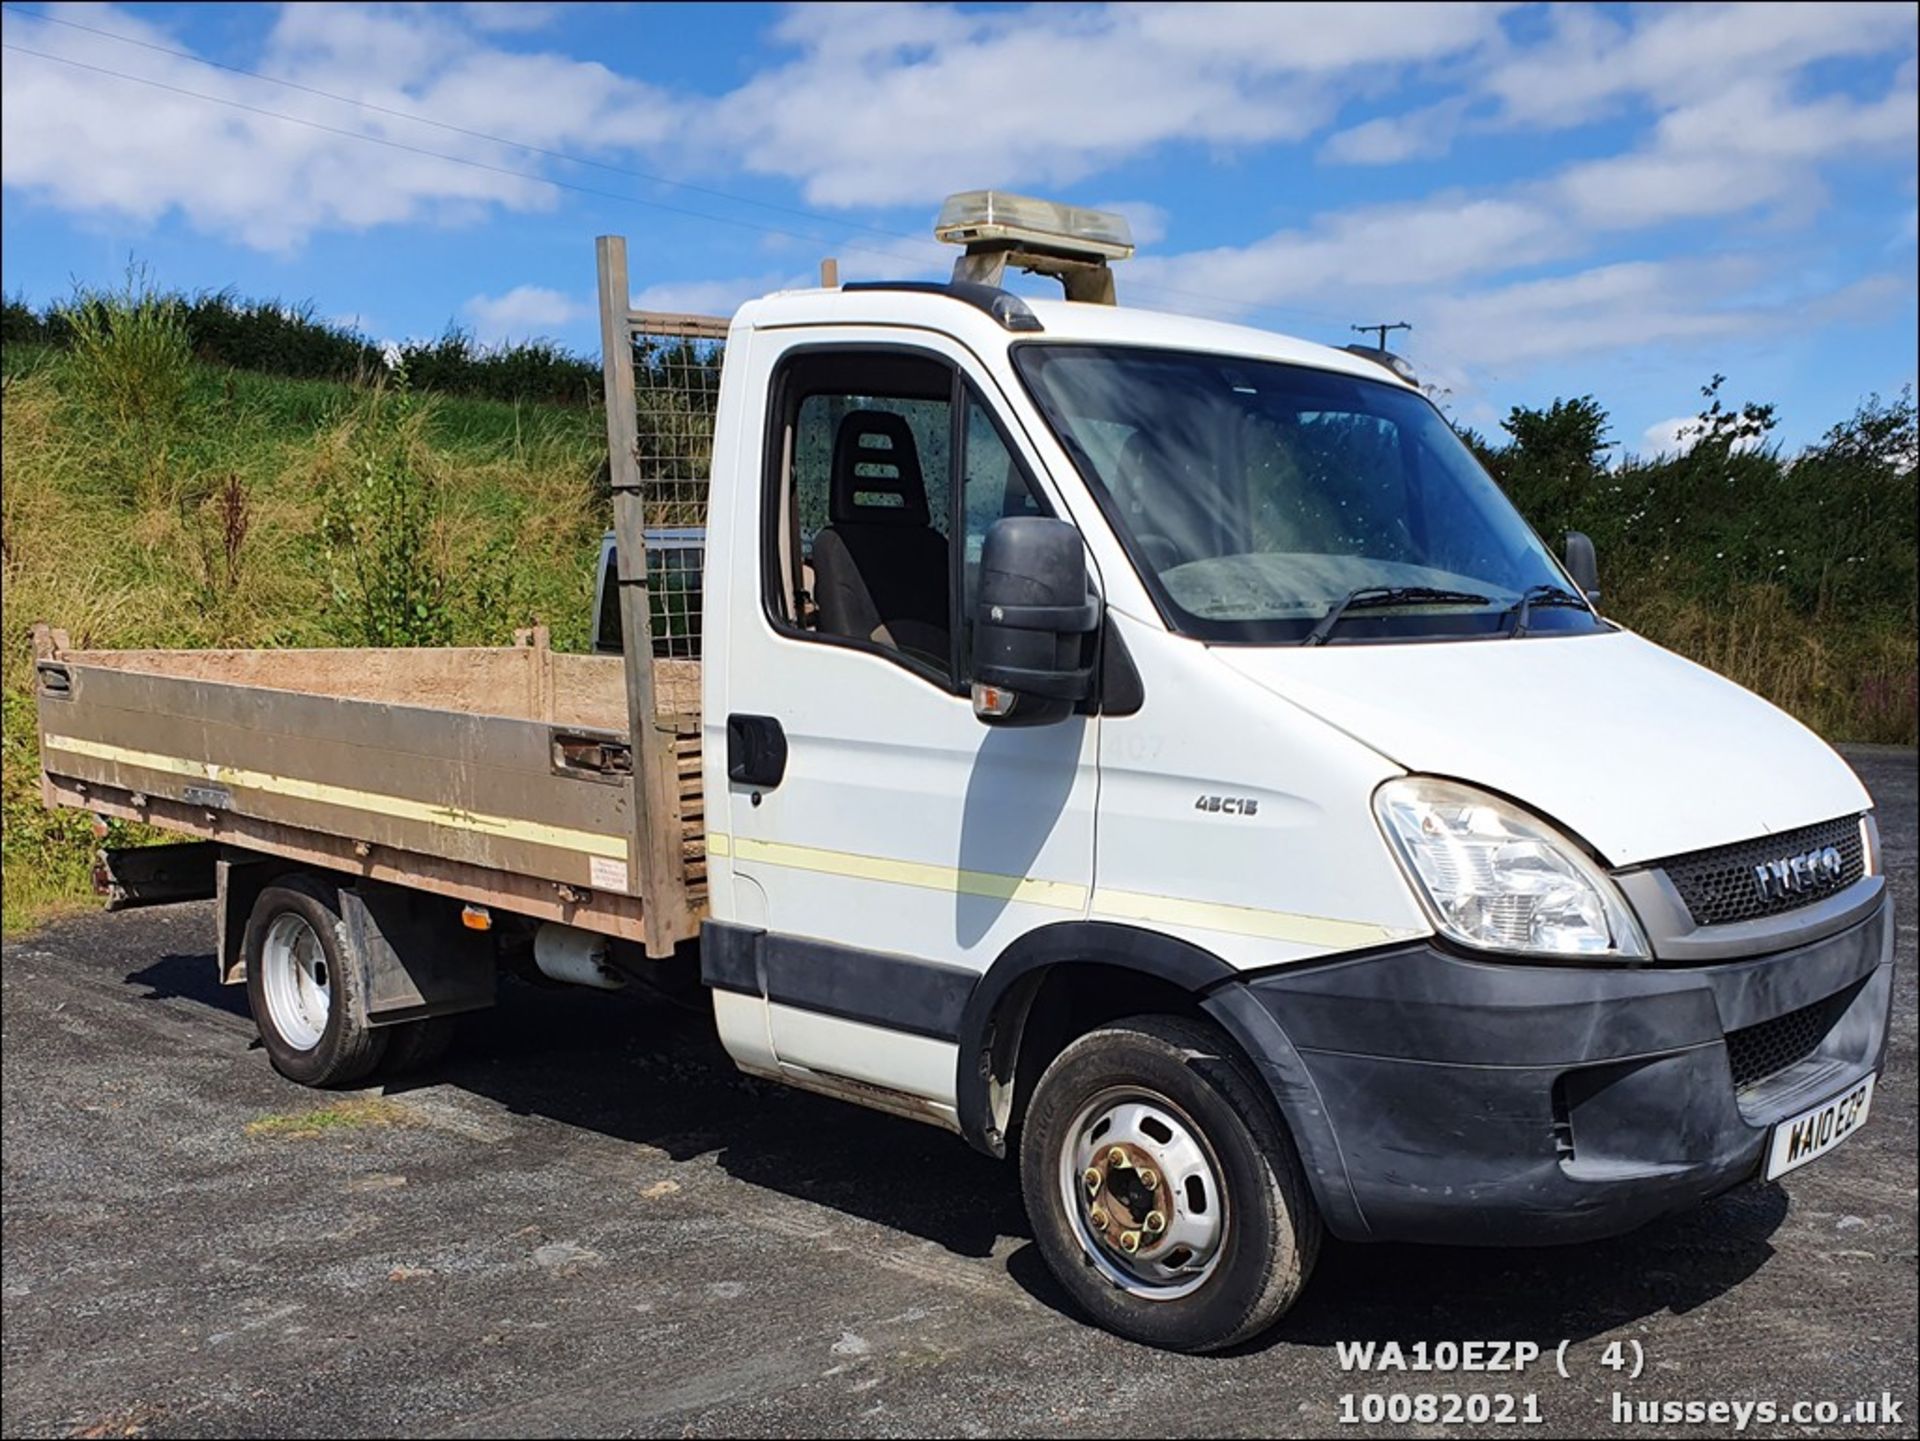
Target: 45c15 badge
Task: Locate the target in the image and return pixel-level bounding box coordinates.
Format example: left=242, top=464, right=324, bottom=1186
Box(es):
left=1195, top=794, right=1259, bottom=816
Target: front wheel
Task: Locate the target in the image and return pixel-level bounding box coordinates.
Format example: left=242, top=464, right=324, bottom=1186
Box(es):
left=1019, top=1014, right=1321, bottom=1352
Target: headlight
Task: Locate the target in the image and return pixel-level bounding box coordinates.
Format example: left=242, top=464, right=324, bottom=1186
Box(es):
left=1374, top=777, right=1649, bottom=959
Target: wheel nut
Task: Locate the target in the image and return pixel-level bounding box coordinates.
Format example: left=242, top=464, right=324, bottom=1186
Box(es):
left=1107, top=1147, right=1130, bottom=1168
left=1138, top=1167, right=1159, bottom=1190
left=1119, top=1230, right=1142, bottom=1253
left=1143, top=1210, right=1166, bottom=1234
left=1083, top=1167, right=1103, bottom=1195
left=1089, top=1207, right=1109, bottom=1229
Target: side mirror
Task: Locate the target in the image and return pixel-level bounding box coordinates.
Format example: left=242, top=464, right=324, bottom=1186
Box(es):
left=972, top=517, right=1098, bottom=727
left=1564, top=531, right=1601, bottom=606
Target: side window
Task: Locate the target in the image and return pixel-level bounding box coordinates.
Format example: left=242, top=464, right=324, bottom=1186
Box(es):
left=766, top=350, right=957, bottom=682
left=793, top=395, right=952, bottom=546
left=959, top=392, right=1045, bottom=676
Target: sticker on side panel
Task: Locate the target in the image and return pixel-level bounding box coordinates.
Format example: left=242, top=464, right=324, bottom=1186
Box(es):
left=589, top=855, right=629, bottom=893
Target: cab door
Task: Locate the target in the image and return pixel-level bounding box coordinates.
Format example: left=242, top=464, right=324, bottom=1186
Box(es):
left=719, top=329, right=1097, bottom=1110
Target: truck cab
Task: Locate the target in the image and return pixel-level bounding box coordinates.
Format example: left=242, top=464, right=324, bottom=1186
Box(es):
left=686, top=195, right=1891, bottom=1349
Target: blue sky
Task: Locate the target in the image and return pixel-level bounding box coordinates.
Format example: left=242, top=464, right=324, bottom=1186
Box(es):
left=3, top=1, right=1914, bottom=454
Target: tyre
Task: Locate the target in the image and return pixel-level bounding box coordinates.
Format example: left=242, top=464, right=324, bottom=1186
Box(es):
left=381, top=1015, right=460, bottom=1077
left=1019, top=1014, right=1322, bottom=1352
left=243, top=874, right=387, bottom=1087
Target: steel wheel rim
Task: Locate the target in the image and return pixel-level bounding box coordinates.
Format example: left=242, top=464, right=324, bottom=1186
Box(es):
left=1057, top=1086, right=1229, bottom=1300
left=261, top=911, right=330, bottom=1051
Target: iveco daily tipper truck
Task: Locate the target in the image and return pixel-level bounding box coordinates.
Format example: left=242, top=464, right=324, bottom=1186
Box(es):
left=36, top=193, right=1892, bottom=1352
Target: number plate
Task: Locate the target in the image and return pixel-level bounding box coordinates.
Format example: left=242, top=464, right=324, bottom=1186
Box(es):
left=1764, top=1073, right=1874, bottom=1181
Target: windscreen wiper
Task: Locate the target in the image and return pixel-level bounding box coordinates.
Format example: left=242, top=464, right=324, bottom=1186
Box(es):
left=1503, top=583, right=1591, bottom=638
left=1303, top=586, right=1493, bottom=646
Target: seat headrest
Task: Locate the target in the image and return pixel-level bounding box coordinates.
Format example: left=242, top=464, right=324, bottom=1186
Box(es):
left=1115, top=428, right=1173, bottom=513
left=831, top=410, right=930, bottom=528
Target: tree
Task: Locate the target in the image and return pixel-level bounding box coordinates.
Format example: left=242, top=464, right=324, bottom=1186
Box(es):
left=1453, top=426, right=1508, bottom=483
left=1686, top=373, right=1777, bottom=455
left=1805, top=384, right=1915, bottom=473
left=1500, top=395, right=1612, bottom=486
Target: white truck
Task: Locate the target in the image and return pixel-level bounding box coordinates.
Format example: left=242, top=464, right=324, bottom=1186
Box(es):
left=37, top=193, right=1892, bottom=1352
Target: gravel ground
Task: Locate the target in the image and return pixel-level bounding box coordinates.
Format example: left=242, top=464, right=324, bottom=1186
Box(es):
left=3, top=748, right=1914, bottom=1439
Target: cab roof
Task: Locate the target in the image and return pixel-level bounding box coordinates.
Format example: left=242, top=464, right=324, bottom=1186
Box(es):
left=732, top=284, right=1416, bottom=389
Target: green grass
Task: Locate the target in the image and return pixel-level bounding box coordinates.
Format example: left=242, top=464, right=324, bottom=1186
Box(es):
left=243, top=1097, right=414, bottom=1138
left=2, top=324, right=609, bottom=935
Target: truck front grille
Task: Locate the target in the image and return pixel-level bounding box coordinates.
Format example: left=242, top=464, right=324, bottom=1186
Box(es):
left=1723, top=982, right=1860, bottom=1092
left=1657, top=816, right=1864, bottom=928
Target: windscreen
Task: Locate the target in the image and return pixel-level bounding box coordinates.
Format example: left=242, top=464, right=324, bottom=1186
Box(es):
left=1014, top=345, right=1600, bottom=644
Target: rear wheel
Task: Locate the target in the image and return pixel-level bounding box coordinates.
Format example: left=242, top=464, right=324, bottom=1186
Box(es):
left=1019, top=1014, right=1321, bottom=1352
left=243, top=875, right=386, bottom=1087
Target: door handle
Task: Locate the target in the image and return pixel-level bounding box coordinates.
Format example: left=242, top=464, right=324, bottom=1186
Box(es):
left=727, top=714, right=788, bottom=789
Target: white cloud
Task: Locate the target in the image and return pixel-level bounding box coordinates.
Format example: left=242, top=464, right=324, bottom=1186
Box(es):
left=1638, top=412, right=1776, bottom=460
left=1415, top=263, right=1905, bottom=376
left=1320, top=99, right=1467, bottom=166
left=1299, top=9, right=1920, bottom=264
left=1420, top=260, right=1768, bottom=370
left=462, top=285, right=586, bottom=340
left=457, top=3, right=570, bottom=34
left=0, top=1, right=677, bottom=251
left=1122, top=189, right=1910, bottom=392
left=631, top=272, right=806, bottom=317
left=703, top=2, right=1509, bottom=207
left=1640, top=416, right=1699, bottom=457
left=1553, top=75, right=1917, bottom=231
left=1322, top=4, right=1916, bottom=227
left=1480, top=1, right=1915, bottom=131
left=1129, top=193, right=1567, bottom=314
left=1094, top=199, right=1170, bottom=249
left=1108, top=3, right=1915, bottom=379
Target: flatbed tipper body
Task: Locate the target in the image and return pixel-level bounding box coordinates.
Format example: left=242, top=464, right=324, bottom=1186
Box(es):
left=34, top=637, right=705, bottom=948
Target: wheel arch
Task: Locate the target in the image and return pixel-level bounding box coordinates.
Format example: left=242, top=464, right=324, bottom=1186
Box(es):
left=954, top=920, right=1370, bottom=1239
left=955, top=920, right=1236, bottom=1157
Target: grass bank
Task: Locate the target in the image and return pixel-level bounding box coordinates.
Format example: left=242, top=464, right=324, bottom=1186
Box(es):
left=2, top=305, right=608, bottom=934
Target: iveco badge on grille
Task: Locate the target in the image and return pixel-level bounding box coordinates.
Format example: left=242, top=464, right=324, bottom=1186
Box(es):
left=1752, top=845, right=1846, bottom=902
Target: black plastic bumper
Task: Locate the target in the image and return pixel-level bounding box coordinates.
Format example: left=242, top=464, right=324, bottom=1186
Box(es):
left=1202, top=890, right=1894, bottom=1246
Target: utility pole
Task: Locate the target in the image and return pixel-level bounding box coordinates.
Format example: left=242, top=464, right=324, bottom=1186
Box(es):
left=1352, top=320, right=1410, bottom=352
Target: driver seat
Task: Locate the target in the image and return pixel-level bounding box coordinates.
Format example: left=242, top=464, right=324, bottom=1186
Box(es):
left=810, top=410, right=951, bottom=662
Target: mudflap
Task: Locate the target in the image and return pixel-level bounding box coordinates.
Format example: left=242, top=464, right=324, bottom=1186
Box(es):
left=340, top=882, right=497, bottom=1026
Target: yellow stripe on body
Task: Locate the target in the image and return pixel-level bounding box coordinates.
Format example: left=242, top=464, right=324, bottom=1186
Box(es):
left=43, top=734, right=627, bottom=860
left=1091, top=887, right=1417, bottom=949
left=707, top=832, right=1412, bottom=949
left=726, top=834, right=1087, bottom=910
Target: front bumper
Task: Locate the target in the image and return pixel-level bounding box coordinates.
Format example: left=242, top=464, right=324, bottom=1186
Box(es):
left=1204, top=888, right=1893, bottom=1246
